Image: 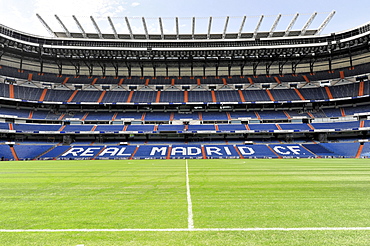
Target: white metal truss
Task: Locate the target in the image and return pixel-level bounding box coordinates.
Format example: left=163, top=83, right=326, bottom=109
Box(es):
left=192, top=17, right=196, bottom=39
left=159, top=17, right=164, bottom=39
left=268, top=14, right=282, bottom=38
left=54, top=15, right=71, bottom=38
left=317, top=10, right=336, bottom=35
left=36, top=13, right=334, bottom=40
left=301, top=12, right=317, bottom=36
left=238, top=16, right=247, bottom=39
left=222, top=16, right=230, bottom=39
left=207, top=17, right=212, bottom=39
left=176, top=17, right=179, bottom=39
left=125, top=17, right=134, bottom=39
left=36, top=14, right=56, bottom=37
left=90, top=16, right=103, bottom=39
left=253, top=15, right=264, bottom=38
left=142, top=17, right=149, bottom=39
left=108, top=16, right=119, bottom=39
left=72, top=15, right=87, bottom=38
left=284, top=13, right=299, bottom=37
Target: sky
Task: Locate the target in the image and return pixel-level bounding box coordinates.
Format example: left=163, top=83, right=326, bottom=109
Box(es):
left=0, top=0, right=370, bottom=37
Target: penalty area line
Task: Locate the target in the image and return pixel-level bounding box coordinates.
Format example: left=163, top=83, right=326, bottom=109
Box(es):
left=1, top=227, right=370, bottom=232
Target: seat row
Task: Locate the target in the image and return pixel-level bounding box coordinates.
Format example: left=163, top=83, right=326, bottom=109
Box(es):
left=1, top=121, right=369, bottom=133
left=1, top=142, right=368, bottom=161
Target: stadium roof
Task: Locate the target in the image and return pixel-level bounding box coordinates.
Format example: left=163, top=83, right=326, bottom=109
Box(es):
left=36, top=12, right=335, bottom=40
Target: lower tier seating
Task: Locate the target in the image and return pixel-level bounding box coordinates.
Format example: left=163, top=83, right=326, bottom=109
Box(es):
left=1, top=142, right=367, bottom=161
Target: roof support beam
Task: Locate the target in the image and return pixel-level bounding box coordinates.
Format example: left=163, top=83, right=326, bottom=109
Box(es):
left=142, top=17, right=149, bottom=39
left=108, top=16, right=119, bottom=39
left=316, top=10, right=336, bottom=35
left=222, top=16, right=230, bottom=39
left=207, top=17, right=212, bottom=39
left=36, top=14, right=56, bottom=37
left=90, top=16, right=103, bottom=39
left=175, top=17, right=179, bottom=39
left=72, top=15, right=87, bottom=38
left=192, top=17, right=196, bottom=39
left=268, top=14, right=282, bottom=38
left=301, top=12, right=317, bottom=36
left=125, top=17, right=134, bottom=39
left=238, top=16, right=247, bottom=39
left=253, top=15, right=264, bottom=39
left=54, top=15, right=71, bottom=38
left=284, top=13, right=299, bottom=37
left=159, top=17, right=164, bottom=39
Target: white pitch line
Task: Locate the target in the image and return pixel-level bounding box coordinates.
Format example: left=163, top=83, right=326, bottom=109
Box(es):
left=1, top=227, right=370, bottom=232
left=186, top=159, right=194, bottom=229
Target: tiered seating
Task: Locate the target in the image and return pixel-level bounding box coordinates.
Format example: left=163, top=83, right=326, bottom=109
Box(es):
left=130, top=91, right=157, bottom=103
left=202, top=112, right=228, bottom=121
left=248, top=124, right=278, bottom=131
left=311, top=121, right=359, bottom=130
left=63, top=125, right=94, bottom=132
left=299, top=87, right=328, bottom=100
left=320, top=142, right=360, bottom=158
left=101, top=91, right=130, bottom=103
left=258, top=111, right=287, bottom=120
left=13, top=124, right=61, bottom=132
left=159, top=91, right=184, bottom=103
left=242, top=90, right=270, bottom=101
left=0, top=145, right=14, bottom=160
left=188, top=91, right=213, bottom=102
left=84, top=112, right=115, bottom=121
left=13, top=144, right=55, bottom=159
left=144, top=112, right=171, bottom=121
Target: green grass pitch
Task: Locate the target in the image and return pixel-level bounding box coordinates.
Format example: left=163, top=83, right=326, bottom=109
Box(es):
left=0, top=158, right=370, bottom=245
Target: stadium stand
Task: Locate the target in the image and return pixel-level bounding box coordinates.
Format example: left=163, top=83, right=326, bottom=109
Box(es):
left=1, top=17, right=370, bottom=160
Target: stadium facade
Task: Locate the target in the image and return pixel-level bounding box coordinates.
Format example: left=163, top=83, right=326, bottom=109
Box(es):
left=0, top=14, right=370, bottom=160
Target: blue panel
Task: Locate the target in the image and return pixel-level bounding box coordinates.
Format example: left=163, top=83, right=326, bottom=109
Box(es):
left=14, top=145, right=54, bottom=160
left=361, top=142, right=370, bottom=158
left=134, top=145, right=168, bottom=159
left=268, top=144, right=315, bottom=158
left=0, top=145, right=14, bottom=160
left=187, top=125, right=216, bottom=131
left=218, top=124, right=247, bottom=131
left=236, top=145, right=277, bottom=158
left=95, top=146, right=137, bottom=159
left=320, top=143, right=360, bottom=158
left=157, top=125, right=185, bottom=131
left=204, top=145, right=239, bottom=158
left=126, top=125, right=155, bottom=131
left=248, top=124, right=278, bottom=131
left=58, top=146, right=103, bottom=159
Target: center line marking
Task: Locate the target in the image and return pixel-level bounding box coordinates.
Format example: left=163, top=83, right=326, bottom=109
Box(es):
left=186, top=159, right=194, bottom=229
